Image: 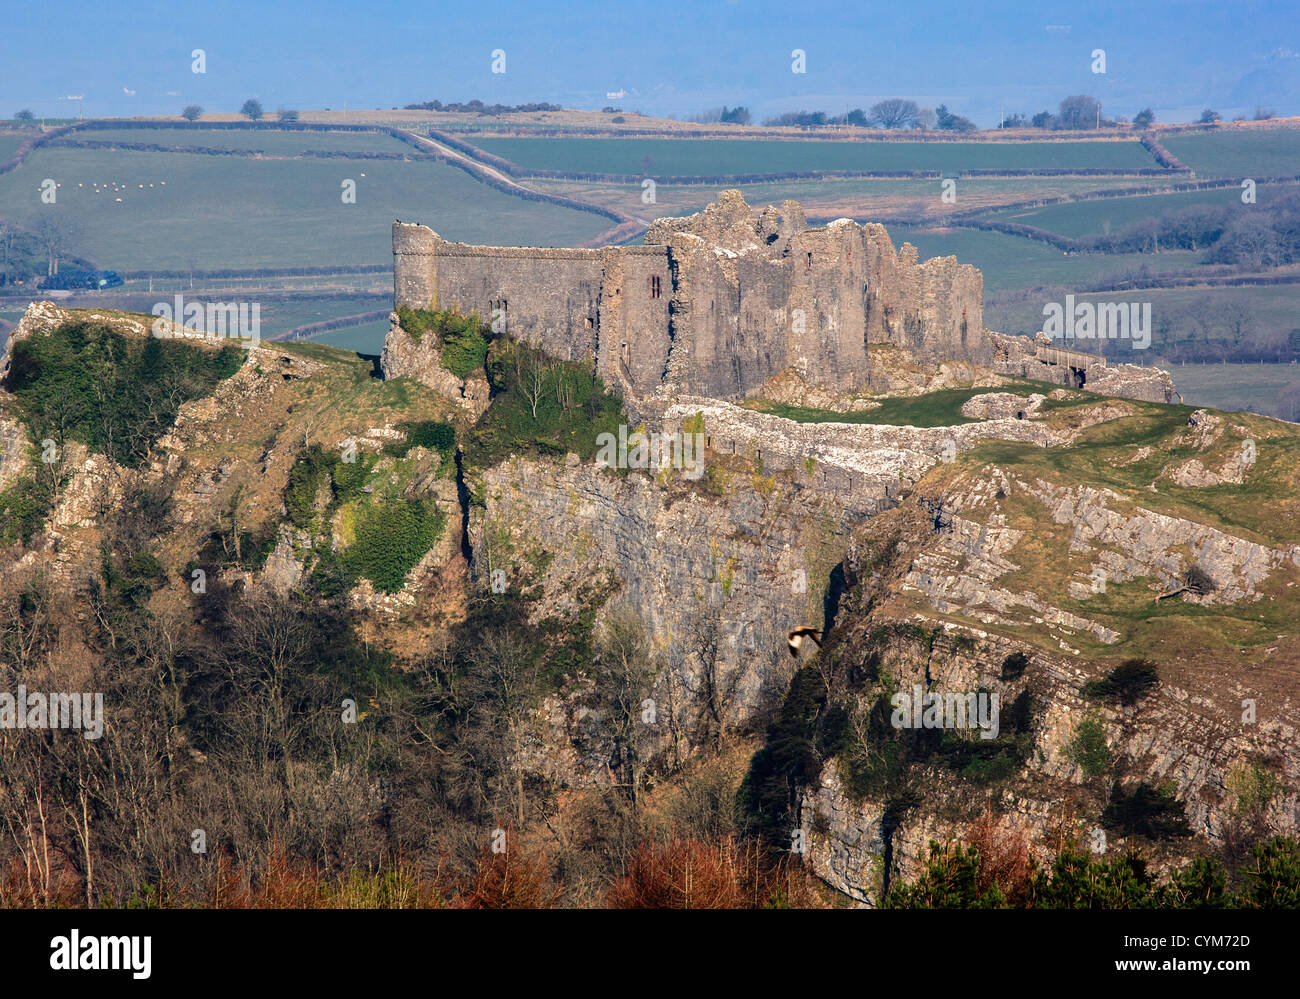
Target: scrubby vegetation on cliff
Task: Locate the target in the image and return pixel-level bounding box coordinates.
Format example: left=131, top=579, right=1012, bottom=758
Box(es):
left=0, top=467, right=54, bottom=546
left=281, top=437, right=451, bottom=593
left=395, top=305, right=490, bottom=379
left=2, top=319, right=243, bottom=466
left=465, top=337, right=623, bottom=472
left=888, top=833, right=1300, bottom=909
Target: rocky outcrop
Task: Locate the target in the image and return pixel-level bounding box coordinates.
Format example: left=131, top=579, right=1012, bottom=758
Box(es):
left=468, top=450, right=868, bottom=742
left=959, top=392, right=1045, bottom=421
left=987, top=330, right=1175, bottom=404
left=1025, top=478, right=1300, bottom=604
left=800, top=616, right=1300, bottom=905
left=379, top=314, right=491, bottom=420
left=0, top=415, right=28, bottom=492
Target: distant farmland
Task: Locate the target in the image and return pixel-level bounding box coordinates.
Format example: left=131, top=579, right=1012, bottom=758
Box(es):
left=469, top=137, right=1162, bottom=176
left=2, top=117, right=1296, bottom=419
left=986, top=181, right=1300, bottom=238
left=1161, top=128, right=1300, bottom=179
left=889, top=224, right=1198, bottom=294
left=1168, top=361, right=1300, bottom=416
left=0, top=131, right=28, bottom=163
left=0, top=146, right=610, bottom=270
left=987, top=285, right=1300, bottom=355
left=55, top=127, right=418, bottom=156
left=530, top=175, right=1170, bottom=222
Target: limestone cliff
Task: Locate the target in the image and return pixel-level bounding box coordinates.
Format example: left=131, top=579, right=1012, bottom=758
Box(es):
left=3, top=290, right=1294, bottom=907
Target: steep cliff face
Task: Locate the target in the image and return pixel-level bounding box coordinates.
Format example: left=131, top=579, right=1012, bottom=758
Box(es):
left=5, top=290, right=1296, bottom=906
left=786, top=401, right=1300, bottom=903
left=457, top=375, right=1300, bottom=886
left=459, top=390, right=1093, bottom=750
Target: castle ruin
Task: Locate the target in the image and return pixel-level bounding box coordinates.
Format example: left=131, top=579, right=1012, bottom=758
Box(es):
left=388, top=190, right=984, bottom=400
left=386, top=189, right=1174, bottom=406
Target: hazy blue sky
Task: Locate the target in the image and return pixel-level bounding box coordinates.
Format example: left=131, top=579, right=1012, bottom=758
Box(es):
left=4, top=1, right=1297, bottom=124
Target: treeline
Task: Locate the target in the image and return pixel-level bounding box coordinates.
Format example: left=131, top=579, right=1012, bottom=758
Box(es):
left=403, top=99, right=564, bottom=114
left=688, top=106, right=753, bottom=125
left=757, top=96, right=1131, bottom=133
left=1139, top=134, right=1190, bottom=171
left=992, top=283, right=1300, bottom=366
left=48, top=138, right=432, bottom=162
left=1090, top=191, right=1300, bottom=264
left=760, top=101, right=979, bottom=131
left=952, top=190, right=1300, bottom=265
left=890, top=832, right=1300, bottom=908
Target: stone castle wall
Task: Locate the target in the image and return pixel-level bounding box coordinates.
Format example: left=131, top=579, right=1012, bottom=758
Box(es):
left=390, top=191, right=986, bottom=401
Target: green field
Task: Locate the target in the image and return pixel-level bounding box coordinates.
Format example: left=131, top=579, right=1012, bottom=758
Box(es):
left=1166, top=361, right=1300, bottom=416
left=1161, top=129, right=1300, bottom=179
left=536, top=175, right=1171, bottom=222
left=888, top=224, right=1199, bottom=294
left=0, top=147, right=610, bottom=270
left=747, top=379, right=1053, bottom=426
left=239, top=294, right=387, bottom=338
left=304, top=318, right=389, bottom=354
left=471, top=137, right=1162, bottom=176
left=65, top=127, right=416, bottom=155
left=0, top=132, right=28, bottom=163
left=987, top=182, right=1300, bottom=238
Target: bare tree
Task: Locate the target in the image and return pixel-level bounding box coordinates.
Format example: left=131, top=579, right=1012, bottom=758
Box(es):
left=523, top=360, right=548, bottom=421
left=594, top=608, right=657, bottom=807
left=0, top=218, right=18, bottom=284
left=219, top=598, right=320, bottom=822
left=30, top=213, right=81, bottom=277
left=1058, top=95, right=1103, bottom=130
left=460, top=627, right=541, bottom=826
left=682, top=602, right=741, bottom=755
left=869, top=99, right=920, bottom=130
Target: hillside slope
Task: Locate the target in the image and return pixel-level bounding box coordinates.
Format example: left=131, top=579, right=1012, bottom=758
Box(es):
left=0, top=301, right=1295, bottom=906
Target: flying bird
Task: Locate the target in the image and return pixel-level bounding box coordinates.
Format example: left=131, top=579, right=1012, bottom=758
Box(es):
left=787, top=626, right=822, bottom=658
left=123, top=87, right=136, bottom=96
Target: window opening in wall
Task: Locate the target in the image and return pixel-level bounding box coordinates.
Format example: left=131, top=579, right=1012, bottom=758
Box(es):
left=650, top=274, right=661, bottom=299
